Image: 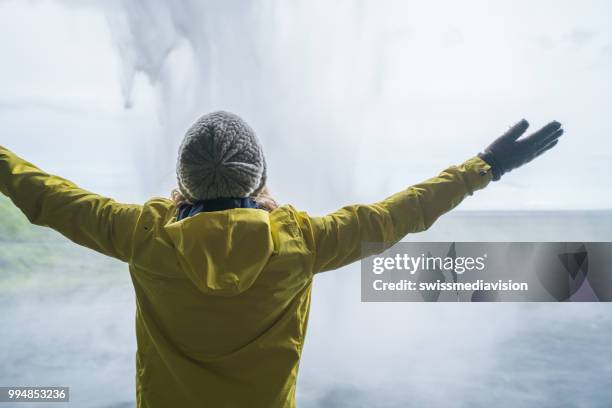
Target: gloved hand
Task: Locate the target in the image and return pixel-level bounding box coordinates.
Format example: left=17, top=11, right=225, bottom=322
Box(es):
left=478, top=119, right=564, bottom=181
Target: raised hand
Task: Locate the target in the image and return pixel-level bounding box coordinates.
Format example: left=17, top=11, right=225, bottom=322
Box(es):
left=479, top=119, right=564, bottom=181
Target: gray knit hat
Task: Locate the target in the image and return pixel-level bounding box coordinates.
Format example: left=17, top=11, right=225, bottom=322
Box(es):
left=176, top=111, right=267, bottom=202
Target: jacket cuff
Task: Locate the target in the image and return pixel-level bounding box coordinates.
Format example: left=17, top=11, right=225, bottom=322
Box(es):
left=459, top=156, right=493, bottom=194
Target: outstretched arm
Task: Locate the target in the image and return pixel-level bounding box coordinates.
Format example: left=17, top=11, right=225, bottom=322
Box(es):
left=0, top=146, right=142, bottom=262
left=304, top=120, right=564, bottom=273
left=306, top=156, right=491, bottom=273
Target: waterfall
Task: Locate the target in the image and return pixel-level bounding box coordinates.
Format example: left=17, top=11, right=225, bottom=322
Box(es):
left=95, top=0, right=610, bottom=210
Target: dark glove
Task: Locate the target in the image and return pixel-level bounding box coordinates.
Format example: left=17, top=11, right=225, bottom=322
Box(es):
left=478, top=119, right=564, bottom=181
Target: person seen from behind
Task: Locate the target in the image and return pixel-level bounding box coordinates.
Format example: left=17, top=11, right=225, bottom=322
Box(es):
left=0, top=111, right=564, bottom=407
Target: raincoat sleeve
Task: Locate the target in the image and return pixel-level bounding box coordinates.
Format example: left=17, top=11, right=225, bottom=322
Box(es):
left=307, top=156, right=492, bottom=273
left=0, top=146, right=142, bottom=262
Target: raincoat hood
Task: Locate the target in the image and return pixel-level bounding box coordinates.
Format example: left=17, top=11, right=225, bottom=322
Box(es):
left=164, top=208, right=275, bottom=296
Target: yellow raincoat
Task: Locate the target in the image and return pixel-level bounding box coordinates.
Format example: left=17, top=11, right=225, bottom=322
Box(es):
left=0, top=145, right=491, bottom=407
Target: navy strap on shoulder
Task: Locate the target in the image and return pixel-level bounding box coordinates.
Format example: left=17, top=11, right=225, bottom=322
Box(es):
left=176, top=197, right=259, bottom=221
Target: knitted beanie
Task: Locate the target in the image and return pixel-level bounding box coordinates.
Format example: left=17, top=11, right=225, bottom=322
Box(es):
left=176, top=111, right=267, bottom=202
